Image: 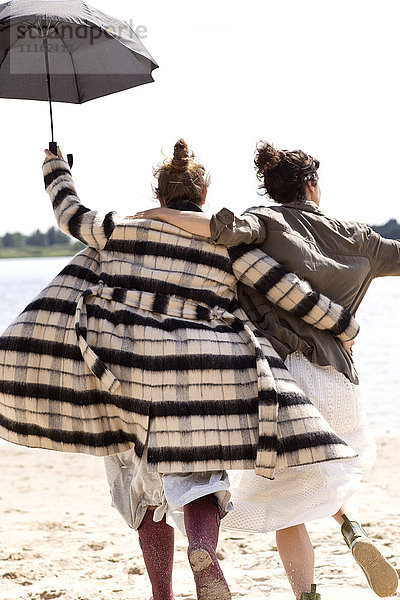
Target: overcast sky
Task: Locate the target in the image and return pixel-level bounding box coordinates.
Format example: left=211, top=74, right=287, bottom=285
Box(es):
left=1, top=0, right=399, bottom=236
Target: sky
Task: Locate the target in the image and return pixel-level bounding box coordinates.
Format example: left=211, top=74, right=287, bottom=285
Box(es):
left=0, top=0, right=399, bottom=236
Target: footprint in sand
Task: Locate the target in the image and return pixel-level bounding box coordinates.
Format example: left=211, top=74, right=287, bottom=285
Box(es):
left=106, top=553, right=123, bottom=563
left=2, top=571, right=18, bottom=579
left=1, top=571, right=33, bottom=586
left=80, top=542, right=107, bottom=551
left=37, top=521, right=70, bottom=531
left=244, top=570, right=269, bottom=582
left=127, top=565, right=144, bottom=575
left=0, top=552, right=25, bottom=561
left=39, top=591, right=64, bottom=600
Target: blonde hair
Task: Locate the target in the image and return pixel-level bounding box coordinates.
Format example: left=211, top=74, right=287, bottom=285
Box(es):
left=154, top=139, right=210, bottom=206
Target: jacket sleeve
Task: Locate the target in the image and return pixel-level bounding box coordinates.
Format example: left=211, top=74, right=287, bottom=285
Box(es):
left=210, top=208, right=267, bottom=246
left=364, top=227, right=400, bottom=277
left=43, top=158, right=118, bottom=250
left=229, top=244, right=359, bottom=342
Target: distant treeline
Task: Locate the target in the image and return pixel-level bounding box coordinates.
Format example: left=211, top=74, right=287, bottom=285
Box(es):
left=0, top=220, right=399, bottom=254
left=0, top=227, right=83, bottom=251
left=0, top=226, right=85, bottom=258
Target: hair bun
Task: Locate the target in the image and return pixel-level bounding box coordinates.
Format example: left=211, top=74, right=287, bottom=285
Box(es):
left=255, top=143, right=282, bottom=175
left=172, top=139, right=190, bottom=171
left=254, top=142, right=320, bottom=204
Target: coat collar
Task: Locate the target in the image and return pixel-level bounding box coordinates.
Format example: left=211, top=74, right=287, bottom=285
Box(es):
left=279, top=200, right=324, bottom=215
left=167, top=200, right=203, bottom=213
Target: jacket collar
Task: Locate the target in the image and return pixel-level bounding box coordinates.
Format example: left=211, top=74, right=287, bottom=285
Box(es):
left=280, top=200, right=324, bottom=215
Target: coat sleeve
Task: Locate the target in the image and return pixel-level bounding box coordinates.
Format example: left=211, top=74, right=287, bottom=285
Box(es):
left=228, top=244, right=359, bottom=342
left=364, top=227, right=400, bottom=277
left=43, top=158, right=119, bottom=250
left=210, top=208, right=267, bottom=246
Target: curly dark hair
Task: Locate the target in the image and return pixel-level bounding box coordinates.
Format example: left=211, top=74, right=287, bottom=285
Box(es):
left=154, top=139, right=210, bottom=206
left=254, top=142, right=320, bottom=204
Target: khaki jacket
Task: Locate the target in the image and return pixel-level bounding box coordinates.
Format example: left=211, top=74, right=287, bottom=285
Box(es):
left=210, top=201, right=400, bottom=384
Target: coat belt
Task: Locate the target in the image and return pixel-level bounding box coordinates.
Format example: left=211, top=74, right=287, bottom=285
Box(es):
left=74, top=282, right=278, bottom=474
left=74, top=282, right=233, bottom=393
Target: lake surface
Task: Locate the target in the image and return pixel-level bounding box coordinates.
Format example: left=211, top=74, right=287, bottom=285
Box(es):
left=0, top=256, right=399, bottom=435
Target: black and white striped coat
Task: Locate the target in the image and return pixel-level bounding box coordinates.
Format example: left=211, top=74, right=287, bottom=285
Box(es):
left=0, top=158, right=359, bottom=478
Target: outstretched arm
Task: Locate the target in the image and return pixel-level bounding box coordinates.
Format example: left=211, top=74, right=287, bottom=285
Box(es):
left=43, top=148, right=118, bottom=250
left=131, top=207, right=265, bottom=246
left=366, top=227, right=400, bottom=277
left=132, top=207, right=212, bottom=238
left=229, top=244, right=359, bottom=342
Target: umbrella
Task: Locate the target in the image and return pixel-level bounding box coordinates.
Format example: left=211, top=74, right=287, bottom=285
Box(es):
left=0, top=0, right=158, bottom=165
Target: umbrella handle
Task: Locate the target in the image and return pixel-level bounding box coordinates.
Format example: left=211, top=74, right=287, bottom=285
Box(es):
left=49, top=141, right=58, bottom=156
left=48, top=142, right=74, bottom=169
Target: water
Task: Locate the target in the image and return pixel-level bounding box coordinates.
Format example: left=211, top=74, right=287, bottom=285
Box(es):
left=355, top=277, right=400, bottom=435
left=0, top=257, right=70, bottom=326
left=0, top=257, right=399, bottom=435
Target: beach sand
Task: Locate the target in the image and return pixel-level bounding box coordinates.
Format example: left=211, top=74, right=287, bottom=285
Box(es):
left=0, top=437, right=399, bottom=600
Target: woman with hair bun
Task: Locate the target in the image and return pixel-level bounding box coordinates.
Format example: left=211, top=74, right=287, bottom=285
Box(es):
left=5, top=140, right=360, bottom=600
left=138, top=142, right=400, bottom=599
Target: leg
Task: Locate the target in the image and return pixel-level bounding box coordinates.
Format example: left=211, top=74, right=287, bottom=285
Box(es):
left=332, top=496, right=360, bottom=525
left=184, top=494, right=231, bottom=600
left=276, top=524, right=314, bottom=600
left=138, top=507, right=175, bottom=600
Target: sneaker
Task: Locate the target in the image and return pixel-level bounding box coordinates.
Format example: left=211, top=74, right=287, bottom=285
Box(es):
left=341, top=514, right=399, bottom=597
left=188, top=546, right=231, bottom=600
left=300, top=584, right=321, bottom=600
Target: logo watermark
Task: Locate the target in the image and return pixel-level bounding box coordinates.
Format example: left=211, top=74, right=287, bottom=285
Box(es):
left=8, top=18, right=151, bottom=74
left=15, top=17, right=148, bottom=51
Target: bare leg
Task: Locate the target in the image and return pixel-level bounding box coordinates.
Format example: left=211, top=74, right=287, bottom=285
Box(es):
left=138, top=508, right=175, bottom=600
left=332, top=496, right=360, bottom=525
left=275, top=499, right=359, bottom=599
left=276, top=524, right=314, bottom=599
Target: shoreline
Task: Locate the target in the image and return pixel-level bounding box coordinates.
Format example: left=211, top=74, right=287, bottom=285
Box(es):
left=0, top=245, right=83, bottom=260
left=0, top=436, right=399, bottom=599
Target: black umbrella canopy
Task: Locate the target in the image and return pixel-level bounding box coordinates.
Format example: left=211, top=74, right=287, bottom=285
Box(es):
left=0, top=0, right=159, bottom=104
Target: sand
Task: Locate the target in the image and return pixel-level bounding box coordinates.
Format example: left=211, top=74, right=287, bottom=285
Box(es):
left=0, top=437, right=399, bottom=600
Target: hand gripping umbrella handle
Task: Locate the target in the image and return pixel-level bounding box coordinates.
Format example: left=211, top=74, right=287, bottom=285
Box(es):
left=48, top=142, right=74, bottom=169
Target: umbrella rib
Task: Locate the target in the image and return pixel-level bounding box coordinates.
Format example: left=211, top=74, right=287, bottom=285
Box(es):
left=26, top=22, right=39, bottom=35
left=56, top=30, right=82, bottom=104
left=45, top=21, right=61, bottom=38
left=0, top=46, right=10, bottom=71
left=0, top=26, right=26, bottom=70
left=0, top=22, right=59, bottom=71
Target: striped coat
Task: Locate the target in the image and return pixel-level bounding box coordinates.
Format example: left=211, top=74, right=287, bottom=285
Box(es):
left=0, top=158, right=358, bottom=478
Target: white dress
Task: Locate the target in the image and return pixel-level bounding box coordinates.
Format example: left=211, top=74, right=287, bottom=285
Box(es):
left=105, top=351, right=376, bottom=535
left=222, top=351, right=377, bottom=533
